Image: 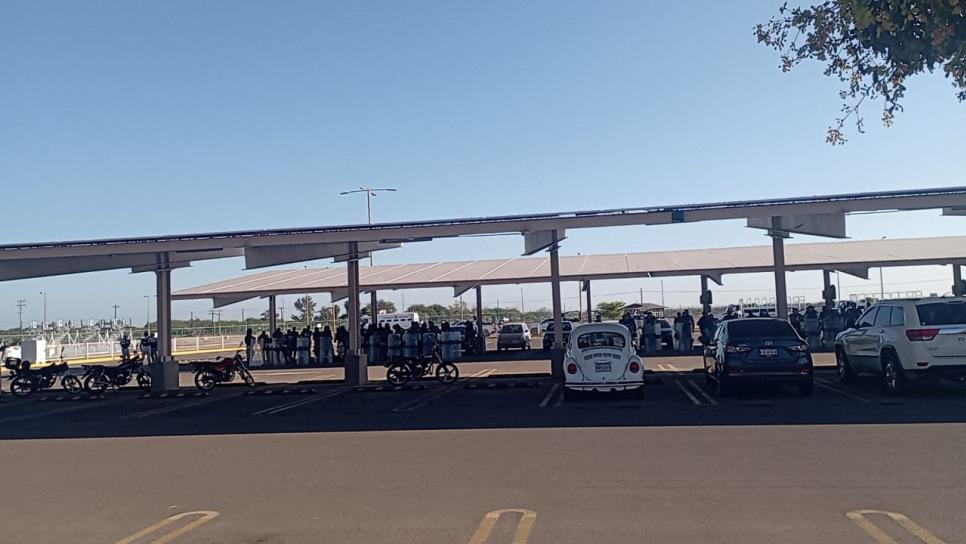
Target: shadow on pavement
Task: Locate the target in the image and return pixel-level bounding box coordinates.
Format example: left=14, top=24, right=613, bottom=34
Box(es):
left=2, top=369, right=966, bottom=441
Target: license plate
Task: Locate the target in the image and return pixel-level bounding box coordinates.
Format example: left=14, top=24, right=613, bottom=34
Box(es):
left=759, top=348, right=778, bottom=357
left=595, top=362, right=611, bottom=373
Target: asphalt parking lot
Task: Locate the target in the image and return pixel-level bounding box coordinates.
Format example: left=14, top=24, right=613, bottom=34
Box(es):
left=3, top=362, right=966, bottom=543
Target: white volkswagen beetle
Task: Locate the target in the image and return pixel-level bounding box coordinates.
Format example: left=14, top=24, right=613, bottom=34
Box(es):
left=563, top=322, right=644, bottom=398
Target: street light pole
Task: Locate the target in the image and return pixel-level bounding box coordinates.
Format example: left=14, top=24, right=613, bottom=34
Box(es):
left=340, top=187, right=397, bottom=319
left=39, top=291, right=47, bottom=332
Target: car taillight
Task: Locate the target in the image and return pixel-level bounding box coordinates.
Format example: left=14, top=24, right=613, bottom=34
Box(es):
left=906, top=328, right=940, bottom=341
left=566, top=362, right=578, bottom=374
left=725, top=345, right=752, bottom=354
left=629, top=360, right=641, bottom=373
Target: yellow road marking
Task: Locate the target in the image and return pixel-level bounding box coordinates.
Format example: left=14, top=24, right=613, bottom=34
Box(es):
left=468, top=508, right=536, bottom=544
left=846, top=510, right=946, bottom=544
left=114, top=510, right=219, bottom=544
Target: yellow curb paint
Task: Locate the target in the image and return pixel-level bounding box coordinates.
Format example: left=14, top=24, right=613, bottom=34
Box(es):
left=468, top=509, right=536, bottom=544
left=846, top=510, right=946, bottom=544
left=114, top=510, right=219, bottom=544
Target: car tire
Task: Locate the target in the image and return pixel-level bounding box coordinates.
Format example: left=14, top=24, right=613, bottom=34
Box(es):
left=797, top=379, right=814, bottom=397
left=525, top=341, right=531, bottom=350
left=882, top=352, right=905, bottom=396
left=704, top=367, right=714, bottom=386
left=836, top=348, right=855, bottom=384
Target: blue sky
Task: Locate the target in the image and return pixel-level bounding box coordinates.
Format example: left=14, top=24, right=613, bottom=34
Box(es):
left=1, top=1, right=965, bottom=327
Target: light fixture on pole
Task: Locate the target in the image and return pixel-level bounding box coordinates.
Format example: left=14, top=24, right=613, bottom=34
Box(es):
left=340, top=186, right=397, bottom=318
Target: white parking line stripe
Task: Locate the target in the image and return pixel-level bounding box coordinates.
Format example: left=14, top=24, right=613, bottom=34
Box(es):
left=122, top=393, right=243, bottom=419
left=552, top=388, right=565, bottom=408
left=538, top=383, right=561, bottom=408
left=674, top=380, right=703, bottom=406
left=685, top=380, right=718, bottom=406
left=666, top=363, right=681, bottom=372
left=255, top=388, right=347, bottom=415
left=814, top=378, right=873, bottom=403
left=0, top=398, right=126, bottom=423
left=392, top=384, right=460, bottom=413
left=470, top=368, right=497, bottom=378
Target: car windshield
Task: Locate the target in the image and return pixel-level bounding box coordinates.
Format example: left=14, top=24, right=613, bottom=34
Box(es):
left=500, top=324, right=523, bottom=334
left=728, top=320, right=799, bottom=341
left=916, top=302, right=966, bottom=326
left=576, top=331, right=626, bottom=349
left=545, top=321, right=573, bottom=332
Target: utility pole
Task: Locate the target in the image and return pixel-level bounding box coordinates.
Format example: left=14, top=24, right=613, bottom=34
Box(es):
left=16, top=299, right=26, bottom=338
left=39, top=291, right=47, bottom=331
left=143, top=295, right=151, bottom=333
left=112, top=304, right=120, bottom=323
left=520, top=288, right=525, bottom=316
left=660, top=280, right=665, bottom=308
left=639, top=287, right=643, bottom=305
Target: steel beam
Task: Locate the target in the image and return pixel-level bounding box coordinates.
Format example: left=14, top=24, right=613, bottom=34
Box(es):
left=549, top=232, right=564, bottom=378
left=153, top=253, right=179, bottom=392
left=268, top=296, right=277, bottom=332
left=475, top=286, right=484, bottom=353
left=954, top=265, right=964, bottom=296
left=823, top=270, right=834, bottom=309
left=700, top=275, right=711, bottom=315
left=583, top=280, right=592, bottom=323
left=345, top=242, right=366, bottom=385
left=771, top=217, right=789, bottom=319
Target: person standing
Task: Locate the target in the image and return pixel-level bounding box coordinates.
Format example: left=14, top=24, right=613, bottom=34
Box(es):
left=243, top=328, right=255, bottom=366
left=257, top=330, right=270, bottom=366
left=138, top=332, right=150, bottom=361
left=120, top=333, right=131, bottom=360
left=320, top=326, right=334, bottom=364
left=697, top=312, right=717, bottom=346
left=680, top=310, right=695, bottom=352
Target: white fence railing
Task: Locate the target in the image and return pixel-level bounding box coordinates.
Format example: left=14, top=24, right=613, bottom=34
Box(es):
left=44, top=336, right=245, bottom=361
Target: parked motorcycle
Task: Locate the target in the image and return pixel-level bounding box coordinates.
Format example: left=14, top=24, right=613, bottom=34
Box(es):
left=81, top=354, right=152, bottom=394
left=193, top=352, right=255, bottom=392
left=5, top=359, right=82, bottom=397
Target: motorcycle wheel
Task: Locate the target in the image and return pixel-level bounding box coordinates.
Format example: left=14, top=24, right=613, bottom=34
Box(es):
left=386, top=364, right=411, bottom=387
left=115, top=370, right=132, bottom=387
left=194, top=369, right=217, bottom=392
left=136, top=372, right=152, bottom=392
left=10, top=375, right=33, bottom=397
left=240, top=368, right=256, bottom=387
left=83, top=374, right=109, bottom=394
left=435, top=363, right=459, bottom=384
left=61, top=375, right=82, bottom=393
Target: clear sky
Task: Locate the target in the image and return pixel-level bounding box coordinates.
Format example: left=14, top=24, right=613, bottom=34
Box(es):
left=1, top=1, right=965, bottom=328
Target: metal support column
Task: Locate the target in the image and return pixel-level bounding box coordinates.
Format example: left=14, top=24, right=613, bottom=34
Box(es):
left=268, top=295, right=277, bottom=332
left=475, top=286, right=485, bottom=353
left=822, top=270, right=834, bottom=309
left=954, top=264, right=964, bottom=296
left=152, top=253, right=178, bottom=392
left=700, top=275, right=711, bottom=316
left=549, top=232, right=564, bottom=378
left=370, top=290, right=378, bottom=322
left=770, top=216, right=789, bottom=319
left=345, top=242, right=366, bottom=385
left=584, top=280, right=592, bottom=323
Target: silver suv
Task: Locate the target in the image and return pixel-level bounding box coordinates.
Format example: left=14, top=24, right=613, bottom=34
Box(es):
left=834, top=297, right=966, bottom=394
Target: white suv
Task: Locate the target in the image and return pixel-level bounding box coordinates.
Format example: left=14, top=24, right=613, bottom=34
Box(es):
left=834, top=297, right=966, bottom=394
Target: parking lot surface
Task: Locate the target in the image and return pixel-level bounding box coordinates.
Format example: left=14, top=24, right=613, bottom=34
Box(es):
left=3, top=364, right=965, bottom=543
